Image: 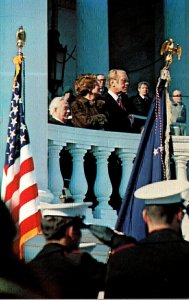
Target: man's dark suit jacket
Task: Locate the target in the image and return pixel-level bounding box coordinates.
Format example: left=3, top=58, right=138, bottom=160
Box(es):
left=103, top=92, right=132, bottom=133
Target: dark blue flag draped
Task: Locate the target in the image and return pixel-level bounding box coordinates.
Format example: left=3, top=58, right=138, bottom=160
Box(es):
left=116, top=68, right=172, bottom=240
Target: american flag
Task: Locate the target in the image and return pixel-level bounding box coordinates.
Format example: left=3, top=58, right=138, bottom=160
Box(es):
left=1, top=56, right=41, bottom=259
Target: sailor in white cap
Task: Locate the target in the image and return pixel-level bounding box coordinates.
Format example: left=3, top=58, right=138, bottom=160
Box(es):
left=28, top=202, right=106, bottom=299
left=105, top=180, right=189, bottom=299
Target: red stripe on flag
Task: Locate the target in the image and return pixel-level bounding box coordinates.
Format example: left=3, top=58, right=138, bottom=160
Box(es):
left=20, top=157, right=34, bottom=177
left=4, top=173, right=20, bottom=201
left=20, top=184, right=38, bottom=206
left=4, top=164, right=9, bottom=175
left=20, top=210, right=42, bottom=237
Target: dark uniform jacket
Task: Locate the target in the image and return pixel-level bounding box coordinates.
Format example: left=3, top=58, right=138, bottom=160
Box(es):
left=103, top=92, right=132, bottom=133
left=70, top=96, right=108, bottom=129
left=105, top=229, right=189, bottom=299
left=28, top=243, right=106, bottom=299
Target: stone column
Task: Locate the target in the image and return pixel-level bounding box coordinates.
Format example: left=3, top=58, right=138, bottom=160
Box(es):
left=116, top=149, right=135, bottom=199
left=68, top=144, right=90, bottom=203
left=48, top=142, right=64, bottom=201
left=92, top=146, right=117, bottom=227
left=76, top=0, right=109, bottom=74
left=164, top=0, right=189, bottom=134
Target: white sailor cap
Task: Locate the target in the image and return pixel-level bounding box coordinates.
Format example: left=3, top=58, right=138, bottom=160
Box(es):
left=134, top=180, right=189, bottom=205
left=39, top=201, right=92, bottom=218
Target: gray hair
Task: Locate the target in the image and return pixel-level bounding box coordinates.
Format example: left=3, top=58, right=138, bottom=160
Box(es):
left=49, top=96, right=64, bottom=116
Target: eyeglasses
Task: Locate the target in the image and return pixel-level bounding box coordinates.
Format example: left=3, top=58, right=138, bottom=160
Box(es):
left=173, top=94, right=182, bottom=97
left=97, top=79, right=106, bottom=82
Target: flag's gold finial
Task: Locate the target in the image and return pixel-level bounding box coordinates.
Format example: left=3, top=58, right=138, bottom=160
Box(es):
left=160, top=38, right=182, bottom=67
left=16, top=26, right=26, bottom=54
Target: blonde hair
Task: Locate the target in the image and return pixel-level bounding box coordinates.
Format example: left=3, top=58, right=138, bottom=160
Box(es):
left=107, top=69, right=126, bottom=87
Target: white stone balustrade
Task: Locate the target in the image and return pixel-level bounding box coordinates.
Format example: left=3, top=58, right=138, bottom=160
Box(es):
left=48, top=125, right=189, bottom=227
left=48, top=124, right=140, bottom=227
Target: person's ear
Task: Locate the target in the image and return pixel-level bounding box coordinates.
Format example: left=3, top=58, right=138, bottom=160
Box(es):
left=177, top=210, right=183, bottom=222
left=66, top=225, right=74, bottom=238
left=142, top=209, right=148, bottom=224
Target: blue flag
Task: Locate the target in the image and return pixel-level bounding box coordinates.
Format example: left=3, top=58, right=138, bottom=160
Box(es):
left=116, top=72, right=172, bottom=240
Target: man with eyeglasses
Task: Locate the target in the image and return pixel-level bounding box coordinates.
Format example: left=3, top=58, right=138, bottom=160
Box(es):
left=171, top=89, right=186, bottom=135
left=97, top=74, right=108, bottom=95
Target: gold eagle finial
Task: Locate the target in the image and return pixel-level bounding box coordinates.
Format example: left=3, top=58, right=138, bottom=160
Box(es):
left=160, top=38, right=182, bottom=67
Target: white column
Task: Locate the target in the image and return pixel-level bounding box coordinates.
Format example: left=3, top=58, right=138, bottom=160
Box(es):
left=76, top=0, right=109, bottom=74
left=48, top=142, right=64, bottom=201
left=174, top=155, right=189, bottom=202
left=92, top=146, right=117, bottom=227
left=117, top=149, right=135, bottom=199
left=68, top=144, right=90, bottom=203
left=164, top=0, right=189, bottom=134
left=174, top=156, right=188, bottom=180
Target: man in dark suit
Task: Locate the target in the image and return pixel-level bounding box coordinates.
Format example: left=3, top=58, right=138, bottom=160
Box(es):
left=105, top=180, right=189, bottom=299
left=97, top=74, right=108, bottom=96
left=103, top=69, right=133, bottom=211
left=130, top=81, right=152, bottom=133
left=103, top=69, right=132, bottom=133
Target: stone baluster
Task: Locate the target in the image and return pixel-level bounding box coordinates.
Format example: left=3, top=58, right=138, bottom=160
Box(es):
left=174, top=155, right=188, bottom=180
left=48, top=142, right=65, bottom=201
left=92, top=146, right=117, bottom=227
left=68, top=144, right=90, bottom=203
left=116, top=149, right=135, bottom=199
left=174, top=155, right=189, bottom=200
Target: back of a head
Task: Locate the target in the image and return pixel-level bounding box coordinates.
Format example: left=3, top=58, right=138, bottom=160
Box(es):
left=74, top=74, right=97, bottom=96
left=135, top=180, right=189, bottom=229
left=144, top=203, right=182, bottom=225
left=41, top=215, right=84, bottom=241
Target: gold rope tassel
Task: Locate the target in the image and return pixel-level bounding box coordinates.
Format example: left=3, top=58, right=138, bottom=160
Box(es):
left=13, top=54, right=23, bottom=86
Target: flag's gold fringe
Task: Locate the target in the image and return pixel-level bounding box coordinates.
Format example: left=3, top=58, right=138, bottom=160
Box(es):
left=13, top=55, right=23, bottom=85
left=19, top=226, right=41, bottom=259
left=165, top=89, right=172, bottom=179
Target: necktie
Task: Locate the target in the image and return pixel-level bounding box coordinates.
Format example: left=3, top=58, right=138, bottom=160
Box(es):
left=117, top=95, right=125, bottom=110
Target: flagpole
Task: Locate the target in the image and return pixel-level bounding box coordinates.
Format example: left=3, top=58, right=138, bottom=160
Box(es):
left=15, top=26, right=26, bottom=117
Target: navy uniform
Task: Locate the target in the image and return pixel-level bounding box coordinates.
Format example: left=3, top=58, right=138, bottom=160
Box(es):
left=105, top=180, right=189, bottom=299
left=28, top=202, right=106, bottom=299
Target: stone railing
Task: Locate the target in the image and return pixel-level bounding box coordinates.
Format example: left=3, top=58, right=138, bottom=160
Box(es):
left=24, top=126, right=189, bottom=262
left=47, top=124, right=189, bottom=227
left=48, top=124, right=141, bottom=228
